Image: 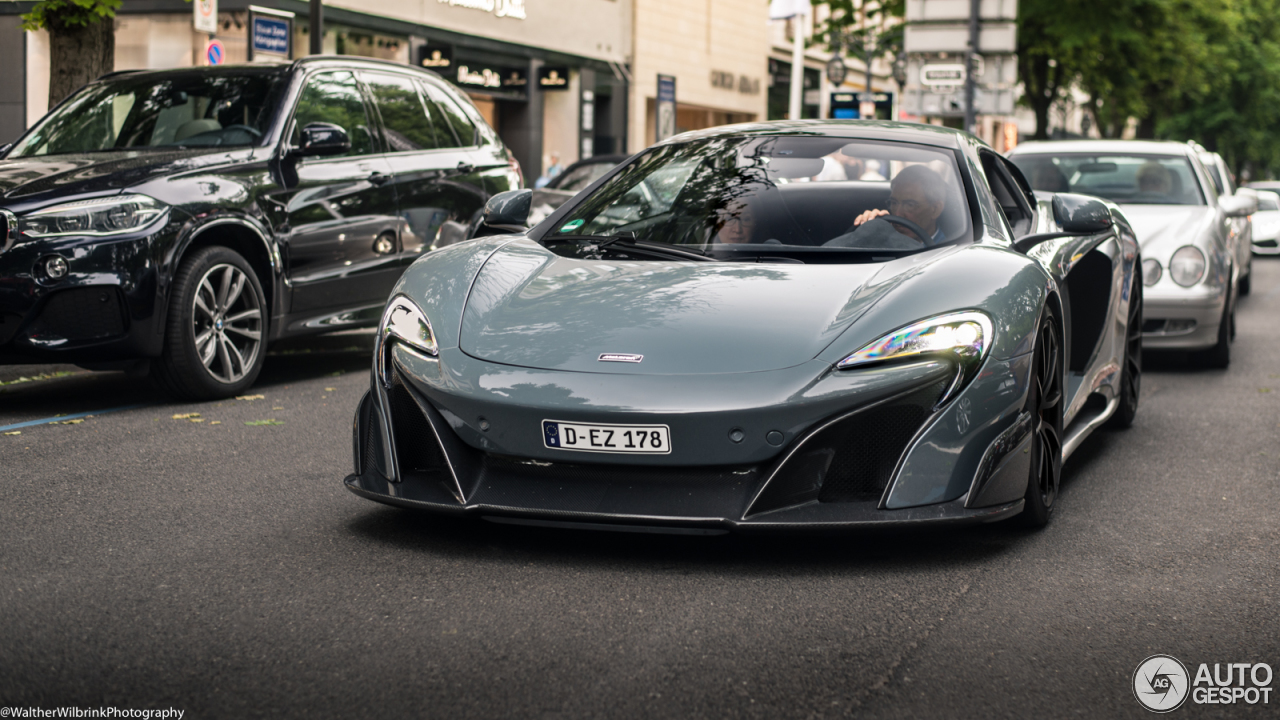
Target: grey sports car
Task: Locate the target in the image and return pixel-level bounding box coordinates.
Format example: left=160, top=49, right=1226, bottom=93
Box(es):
left=345, top=121, right=1142, bottom=532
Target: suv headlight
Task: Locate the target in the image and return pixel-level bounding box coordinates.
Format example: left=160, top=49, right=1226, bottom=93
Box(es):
left=377, top=295, right=437, bottom=387
left=20, top=194, right=168, bottom=238
left=838, top=311, right=993, bottom=404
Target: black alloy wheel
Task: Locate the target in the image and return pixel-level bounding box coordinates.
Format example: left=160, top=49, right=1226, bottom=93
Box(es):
left=1019, top=308, right=1064, bottom=528
left=1107, top=272, right=1142, bottom=428
left=152, top=246, right=268, bottom=400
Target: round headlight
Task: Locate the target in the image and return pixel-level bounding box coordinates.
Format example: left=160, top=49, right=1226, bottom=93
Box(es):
left=1169, top=246, right=1206, bottom=287
left=1142, top=258, right=1162, bottom=287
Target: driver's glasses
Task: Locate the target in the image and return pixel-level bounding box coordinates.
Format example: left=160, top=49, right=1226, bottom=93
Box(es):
left=888, top=198, right=922, bottom=214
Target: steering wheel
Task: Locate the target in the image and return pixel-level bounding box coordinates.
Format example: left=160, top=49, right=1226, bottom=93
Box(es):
left=880, top=215, right=932, bottom=245
left=221, top=124, right=263, bottom=139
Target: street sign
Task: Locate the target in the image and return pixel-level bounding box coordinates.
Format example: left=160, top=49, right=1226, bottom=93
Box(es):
left=206, top=39, right=225, bottom=66
left=905, top=0, right=1017, bottom=21
left=903, top=22, right=1016, bottom=53
left=252, top=16, right=291, bottom=57
left=825, top=57, right=847, bottom=86
left=656, top=75, right=677, bottom=142
left=194, top=0, right=217, bottom=34
left=830, top=92, right=894, bottom=119
left=921, top=64, right=966, bottom=86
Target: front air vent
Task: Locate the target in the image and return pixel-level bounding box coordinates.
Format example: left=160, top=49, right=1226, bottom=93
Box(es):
left=388, top=372, right=450, bottom=478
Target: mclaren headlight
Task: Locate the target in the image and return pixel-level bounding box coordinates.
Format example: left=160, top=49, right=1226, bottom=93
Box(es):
left=838, top=311, right=993, bottom=404
left=377, top=295, right=437, bottom=387
left=20, top=194, right=168, bottom=238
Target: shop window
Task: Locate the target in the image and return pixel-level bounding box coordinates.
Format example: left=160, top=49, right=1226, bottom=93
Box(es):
left=290, top=71, right=375, bottom=157
left=365, top=73, right=437, bottom=152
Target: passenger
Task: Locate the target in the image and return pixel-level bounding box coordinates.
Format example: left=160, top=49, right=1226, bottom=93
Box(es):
left=828, top=164, right=948, bottom=247
left=1136, top=162, right=1173, bottom=195
left=712, top=198, right=757, bottom=244
left=812, top=150, right=867, bottom=182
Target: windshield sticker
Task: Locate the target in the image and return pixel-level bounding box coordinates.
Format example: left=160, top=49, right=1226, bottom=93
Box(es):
left=559, top=219, right=584, bottom=233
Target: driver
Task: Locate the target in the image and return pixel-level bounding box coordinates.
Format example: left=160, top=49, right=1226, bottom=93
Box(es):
left=824, top=165, right=947, bottom=248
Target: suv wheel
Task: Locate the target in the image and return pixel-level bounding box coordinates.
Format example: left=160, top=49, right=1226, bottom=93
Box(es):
left=152, top=247, right=267, bottom=399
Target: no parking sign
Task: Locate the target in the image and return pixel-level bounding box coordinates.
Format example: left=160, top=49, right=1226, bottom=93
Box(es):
left=206, top=39, right=225, bottom=66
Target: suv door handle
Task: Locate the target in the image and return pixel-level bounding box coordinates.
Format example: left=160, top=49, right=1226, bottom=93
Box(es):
left=369, top=171, right=390, bottom=186
left=456, top=161, right=475, bottom=174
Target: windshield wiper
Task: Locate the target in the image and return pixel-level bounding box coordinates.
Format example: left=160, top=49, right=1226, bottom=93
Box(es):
left=555, top=234, right=716, bottom=261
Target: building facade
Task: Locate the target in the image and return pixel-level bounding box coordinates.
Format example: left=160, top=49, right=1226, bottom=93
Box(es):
left=0, top=0, right=632, bottom=183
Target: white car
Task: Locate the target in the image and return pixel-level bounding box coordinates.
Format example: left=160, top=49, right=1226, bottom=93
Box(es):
left=1009, top=140, right=1251, bottom=368
left=1250, top=190, right=1280, bottom=255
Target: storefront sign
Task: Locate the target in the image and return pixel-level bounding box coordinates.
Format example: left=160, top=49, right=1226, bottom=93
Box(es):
left=193, top=0, right=217, bottom=34
left=419, top=44, right=453, bottom=70
left=457, top=64, right=526, bottom=90
left=711, top=70, right=762, bottom=95
left=252, top=16, right=291, bottom=56
left=656, top=74, right=676, bottom=142
left=830, top=91, right=894, bottom=119
left=539, top=67, right=570, bottom=90
left=436, top=0, right=527, bottom=20
left=825, top=57, right=847, bottom=86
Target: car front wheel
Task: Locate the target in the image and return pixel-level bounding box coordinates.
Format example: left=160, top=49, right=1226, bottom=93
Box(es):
left=152, top=246, right=267, bottom=399
left=1018, top=307, right=1064, bottom=528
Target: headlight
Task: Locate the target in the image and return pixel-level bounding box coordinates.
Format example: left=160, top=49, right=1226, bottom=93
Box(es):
left=20, top=194, right=168, bottom=238
left=838, top=311, right=993, bottom=404
left=1168, top=246, right=1206, bottom=287
left=377, top=295, right=437, bottom=387
left=1142, top=258, right=1162, bottom=286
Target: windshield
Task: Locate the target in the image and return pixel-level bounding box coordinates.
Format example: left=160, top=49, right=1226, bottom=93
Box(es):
left=9, top=71, right=287, bottom=157
left=1010, top=153, right=1205, bottom=206
left=545, top=136, right=972, bottom=262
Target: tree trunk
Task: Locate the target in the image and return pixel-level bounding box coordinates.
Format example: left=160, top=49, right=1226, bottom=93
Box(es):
left=47, top=16, right=114, bottom=110
left=1135, top=114, right=1157, bottom=139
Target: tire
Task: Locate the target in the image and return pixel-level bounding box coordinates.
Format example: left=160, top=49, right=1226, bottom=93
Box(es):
left=1018, top=306, right=1064, bottom=528
left=1192, top=291, right=1232, bottom=369
left=1239, top=265, right=1251, bottom=296
left=1106, top=273, right=1142, bottom=429
left=152, top=246, right=268, bottom=400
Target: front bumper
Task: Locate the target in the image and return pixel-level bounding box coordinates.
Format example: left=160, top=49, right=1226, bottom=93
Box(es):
left=0, top=222, right=175, bottom=365
left=1141, top=285, right=1227, bottom=351
left=343, top=344, right=1035, bottom=531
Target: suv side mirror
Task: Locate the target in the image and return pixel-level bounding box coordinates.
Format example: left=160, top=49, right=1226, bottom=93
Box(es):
left=1052, top=193, right=1113, bottom=233
left=1220, top=193, right=1256, bottom=218
left=294, top=122, right=350, bottom=157
left=480, top=189, right=533, bottom=233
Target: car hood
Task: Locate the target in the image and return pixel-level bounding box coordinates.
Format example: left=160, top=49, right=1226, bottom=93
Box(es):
left=1118, top=204, right=1218, bottom=258
left=458, top=240, right=908, bottom=375
left=0, top=149, right=254, bottom=204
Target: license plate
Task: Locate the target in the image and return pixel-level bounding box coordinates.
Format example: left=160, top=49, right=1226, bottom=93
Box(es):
left=542, top=420, right=671, bottom=454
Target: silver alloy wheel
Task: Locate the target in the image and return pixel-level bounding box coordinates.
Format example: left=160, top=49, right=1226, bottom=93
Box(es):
left=191, top=263, right=263, bottom=384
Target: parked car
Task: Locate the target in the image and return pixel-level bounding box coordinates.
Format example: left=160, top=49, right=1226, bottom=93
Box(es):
left=1250, top=190, right=1280, bottom=255
left=1194, top=145, right=1255, bottom=295
left=346, top=120, right=1142, bottom=531
left=0, top=57, right=519, bottom=398
left=1009, top=140, right=1248, bottom=367
left=524, top=154, right=628, bottom=227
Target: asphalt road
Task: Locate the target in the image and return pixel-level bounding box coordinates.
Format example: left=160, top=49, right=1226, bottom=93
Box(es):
left=1, top=263, right=1277, bottom=719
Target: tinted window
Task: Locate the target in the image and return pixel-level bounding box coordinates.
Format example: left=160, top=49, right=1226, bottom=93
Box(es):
left=365, top=73, right=437, bottom=153
left=290, top=71, right=375, bottom=157
left=421, top=82, right=476, bottom=148
left=10, top=72, right=285, bottom=157
left=550, top=136, right=972, bottom=259
left=1258, top=193, right=1280, bottom=212
left=1010, top=153, right=1205, bottom=206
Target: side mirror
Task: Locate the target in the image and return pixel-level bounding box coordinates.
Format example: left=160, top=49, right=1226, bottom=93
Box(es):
left=480, top=189, right=533, bottom=233
left=1052, top=193, right=1113, bottom=233
left=294, top=122, right=350, bottom=157
left=1219, top=193, right=1256, bottom=218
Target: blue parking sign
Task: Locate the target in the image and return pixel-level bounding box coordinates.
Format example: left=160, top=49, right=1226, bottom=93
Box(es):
left=252, top=16, right=290, bottom=56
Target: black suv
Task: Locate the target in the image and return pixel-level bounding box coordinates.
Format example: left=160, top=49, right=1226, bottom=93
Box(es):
left=0, top=57, right=519, bottom=398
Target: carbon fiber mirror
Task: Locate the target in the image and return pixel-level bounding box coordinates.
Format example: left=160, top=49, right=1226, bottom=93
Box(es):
left=1052, top=193, right=1113, bottom=233
left=482, top=189, right=533, bottom=231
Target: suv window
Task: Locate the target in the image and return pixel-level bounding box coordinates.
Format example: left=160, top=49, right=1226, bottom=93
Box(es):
left=420, top=82, right=477, bottom=148
left=290, top=71, right=375, bottom=157
left=365, top=72, right=438, bottom=153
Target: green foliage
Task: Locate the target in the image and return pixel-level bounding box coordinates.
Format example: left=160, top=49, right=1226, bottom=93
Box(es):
left=1020, top=0, right=1280, bottom=176
left=813, top=0, right=904, bottom=64
left=21, top=0, right=122, bottom=32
